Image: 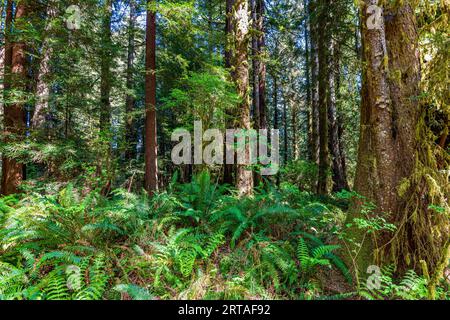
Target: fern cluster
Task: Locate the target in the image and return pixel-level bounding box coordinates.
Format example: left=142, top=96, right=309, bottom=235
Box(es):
left=0, top=172, right=376, bottom=300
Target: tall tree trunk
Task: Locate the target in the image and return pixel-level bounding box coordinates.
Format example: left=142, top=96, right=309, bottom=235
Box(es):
left=144, top=0, right=158, bottom=195
left=232, top=0, right=253, bottom=196
left=256, top=0, right=267, bottom=130
left=283, top=98, right=288, bottom=165
left=99, top=0, right=113, bottom=195
left=382, top=3, right=445, bottom=272
left=273, top=75, right=280, bottom=187
left=32, top=3, right=56, bottom=131
left=1, top=1, right=26, bottom=195
left=309, top=0, right=319, bottom=166
left=290, top=88, right=298, bottom=160
left=328, top=40, right=349, bottom=191
left=0, top=15, right=4, bottom=116
left=223, top=0, right=234, bottom=185
left=304, top=0, right=313, bottom=161
left=125, top=0, right=137, bottom=163
left=100, top=0, right=112, bottom=133
left=316, top=0, right=330, bottom=195
left=346, top=0, right=402, bottom=276
left=251, top=0, right=259, bottom=127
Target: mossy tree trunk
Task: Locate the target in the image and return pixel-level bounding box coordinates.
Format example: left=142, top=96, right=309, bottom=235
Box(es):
left=232, top=0, right=253, bottom=196
left=346, top=1, right=445, bottom=278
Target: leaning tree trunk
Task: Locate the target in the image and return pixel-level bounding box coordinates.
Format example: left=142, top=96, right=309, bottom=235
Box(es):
left=144, top=0, right=159, bottom=195
left=1, top=1, right=26, bottom=195
left=232, top=0, right=253, bottom=196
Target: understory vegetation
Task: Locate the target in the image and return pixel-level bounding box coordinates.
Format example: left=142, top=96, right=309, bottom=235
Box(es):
left=1, top=171, right=448, bottom=300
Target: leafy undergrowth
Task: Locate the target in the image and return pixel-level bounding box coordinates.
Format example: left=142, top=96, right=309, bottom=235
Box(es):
left=0, top=172, right=446, bottom=300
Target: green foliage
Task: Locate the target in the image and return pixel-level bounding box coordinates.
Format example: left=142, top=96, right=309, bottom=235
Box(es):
left=0, top=174, right=355, bottom=300
left=281, top=160, right=319, bottom=192
left=359, top=266, right=449, bottom=300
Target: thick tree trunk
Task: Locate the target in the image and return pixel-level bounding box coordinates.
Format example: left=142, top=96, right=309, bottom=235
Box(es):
left=144, top=0, right=158, bottom=195
left=232, top=0, right=253, bottom=196
left=346, top=0, right=407, bottom=276
left=125, top=0, right=137, bottom=163
left=316, top=0, right=330, bottom=195
left=1, top=1, right=26, bottom=195
left=32, top=4, right=56, bottom=131
left=382, top=3, right=442, bottom=272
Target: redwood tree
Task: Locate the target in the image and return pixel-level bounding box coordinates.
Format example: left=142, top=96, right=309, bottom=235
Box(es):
left=1, top=0, right=26, bottom=195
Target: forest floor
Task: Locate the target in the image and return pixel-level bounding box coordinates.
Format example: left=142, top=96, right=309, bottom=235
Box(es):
left=0, top=172, right=448, bottom=300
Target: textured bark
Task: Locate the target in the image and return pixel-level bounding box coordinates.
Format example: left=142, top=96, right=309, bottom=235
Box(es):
left=273, top=77, right=278, bottom=131
left=125, top=0, right=137, bottom=163
left=100, top=0, right=112, bottom=132
left=144, top=0, right=158, bottom=195
left=290, top=87, right=298, bottom=160
left=346, top=0, right=419, bottom=275
left=232, top=0, right=253, bottom=196
left=304, top=0, right=313, bottom=161
left=283, top=98, right=288, bottom=165
left=383, top=3, right=425, bottom=271
left=224, top=0, right=234, bottom=71
left=32, top=4, right=56, bottom=131
left=316, top=0, right=330, bottom=195
left=223, top=0, right=234, bottom=185
left=0, top=1, right=4, bottom=111
left=1, top=1, right=26, bottom=195
left=251, top=0, right=259, bottom=127
left=256, top=0, right=267, bottom=130
left=328, top=41, right=349, bottom=192
left=99, top=0, right=113, bottom=195
left=309, top=0, right=319, bottom=166
left=273, top=75, right=280, bottom=187
left=383, top=4, right=420, bottom=186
